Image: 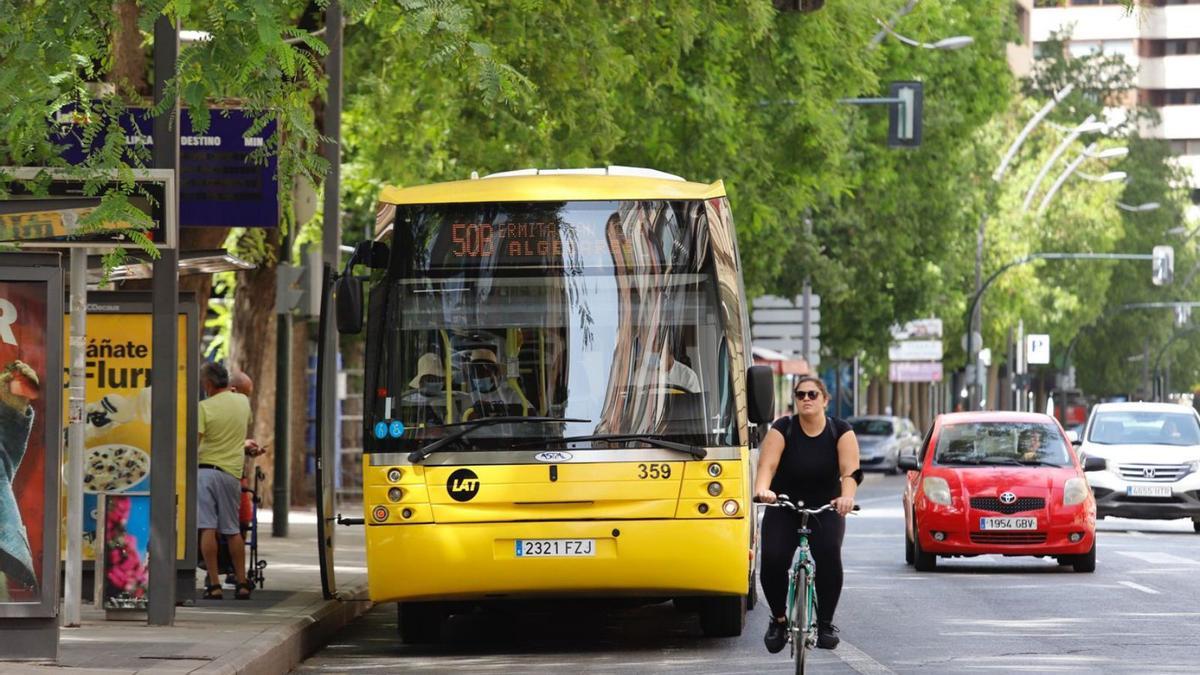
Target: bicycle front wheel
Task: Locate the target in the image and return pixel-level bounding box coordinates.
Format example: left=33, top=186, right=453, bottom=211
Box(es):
left=793, top=567, right=810, bottom=675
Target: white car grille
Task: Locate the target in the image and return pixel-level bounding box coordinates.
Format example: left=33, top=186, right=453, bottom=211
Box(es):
left=1117, top=463, right=1190, bottom=482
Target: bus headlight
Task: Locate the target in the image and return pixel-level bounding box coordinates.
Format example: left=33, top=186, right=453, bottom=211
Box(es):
left=387, top=468, right=403, bottom=483
left=707, top=463, right=722, bottom=477
left=372, top=505, right=389, bottom=522
left=922, top=477, right=952, bottom=506
left=707, top=481, right=723, bottom=497
left=387, top=487, right=404, bottom=503
left=1063, top=478, right=1088, bottom=506
left=722, top=499, right=739, bottom=516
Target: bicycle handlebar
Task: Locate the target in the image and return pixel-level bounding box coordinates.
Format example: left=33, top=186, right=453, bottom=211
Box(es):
left=753, top=495, right=860, bottom=514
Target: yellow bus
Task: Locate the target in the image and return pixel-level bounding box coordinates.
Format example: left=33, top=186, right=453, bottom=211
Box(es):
left=326, top=167, right=775, bottom=642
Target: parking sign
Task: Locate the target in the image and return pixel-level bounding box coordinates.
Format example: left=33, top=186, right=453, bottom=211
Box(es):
left=1026, top=334, right=1051, bottom=365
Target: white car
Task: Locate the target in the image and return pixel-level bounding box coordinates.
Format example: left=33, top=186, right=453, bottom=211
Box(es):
left=1076, top=402, right=1200, bottom=533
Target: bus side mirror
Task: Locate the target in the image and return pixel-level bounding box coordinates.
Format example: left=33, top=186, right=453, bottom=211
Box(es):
left=747, top=365, right=775, bottom=424
left=335, top=274, right=363, bottom=334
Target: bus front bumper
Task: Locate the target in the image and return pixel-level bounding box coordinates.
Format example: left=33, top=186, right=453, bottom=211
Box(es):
left=366, top=518, right=751, bottom=602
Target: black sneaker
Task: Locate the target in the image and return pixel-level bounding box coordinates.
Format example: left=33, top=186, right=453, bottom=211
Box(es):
left=816, top=622, right=840, bottom=650
left=764, top=619, right=787, bottom=654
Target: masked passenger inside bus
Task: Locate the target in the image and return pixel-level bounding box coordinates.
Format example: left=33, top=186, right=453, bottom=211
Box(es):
left=463, top=348, right=530, bottom=419
left=400, top=352, right=468, bottom=426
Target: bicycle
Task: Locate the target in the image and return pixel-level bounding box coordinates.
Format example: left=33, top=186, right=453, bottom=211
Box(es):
left=757, top=495, right=859, bottom=675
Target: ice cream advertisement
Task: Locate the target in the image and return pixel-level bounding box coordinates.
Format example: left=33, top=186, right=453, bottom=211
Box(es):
left=63, top=313, right=189, bottom=562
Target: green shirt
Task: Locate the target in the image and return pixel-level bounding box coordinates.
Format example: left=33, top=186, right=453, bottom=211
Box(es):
left=198, top=390, right=251, bottom=479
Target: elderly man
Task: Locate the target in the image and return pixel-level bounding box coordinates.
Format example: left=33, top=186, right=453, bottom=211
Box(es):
left=197, top=362, right=262, bottom=600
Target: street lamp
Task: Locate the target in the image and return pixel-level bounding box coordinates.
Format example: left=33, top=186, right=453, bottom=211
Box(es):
left=1117, top=201, right=1161, bottom=212
left=874, top=18, right=974, bottom=50
left=1021, top=115, right=1107, bottom=211
left=966, top=84, right=1075, bottom=410
left=1036, top=143, right=1129, bottom=216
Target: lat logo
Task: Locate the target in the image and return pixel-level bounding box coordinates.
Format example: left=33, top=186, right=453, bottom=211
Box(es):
left=447, top=468, right=480, bottom=502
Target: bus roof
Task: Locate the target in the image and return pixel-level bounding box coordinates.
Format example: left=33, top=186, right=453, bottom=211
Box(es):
left=378, top=173, right=727, bottom=205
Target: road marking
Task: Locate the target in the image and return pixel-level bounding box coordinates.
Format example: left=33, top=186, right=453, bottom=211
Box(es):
left=834, top=639, right=896, bottom=674
left=1118, top=580, right=1160, bottom=595
left=1116, top=551, right=1200, bottom=566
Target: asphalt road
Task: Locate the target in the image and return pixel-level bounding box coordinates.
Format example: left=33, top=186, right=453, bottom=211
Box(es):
left=296, top=474, right=1200, bottom=674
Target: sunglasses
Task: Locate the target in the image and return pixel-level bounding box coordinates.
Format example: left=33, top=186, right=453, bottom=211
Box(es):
left=794, top=389, right=821, bottom=400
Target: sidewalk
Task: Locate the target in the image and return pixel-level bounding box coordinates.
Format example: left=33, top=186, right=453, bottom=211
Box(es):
left=0, top=510, right=371, bottom=675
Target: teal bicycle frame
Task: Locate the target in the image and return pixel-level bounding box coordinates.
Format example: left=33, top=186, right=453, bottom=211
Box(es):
left=761, top=496, right=852, bottom=675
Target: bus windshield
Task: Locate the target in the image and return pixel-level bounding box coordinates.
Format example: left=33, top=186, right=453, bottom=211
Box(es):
left=367, top=199, right=738, bottom=452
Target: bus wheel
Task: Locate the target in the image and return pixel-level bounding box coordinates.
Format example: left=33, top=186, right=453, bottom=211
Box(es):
left=397, top=602, right=445, bottom=644
left=699, top=595, right=746, bottom=637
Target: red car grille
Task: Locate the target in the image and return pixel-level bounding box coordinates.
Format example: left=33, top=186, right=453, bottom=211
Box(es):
left=970, top=497, right=1045, bottom=514
left=970, top=532, right=1047, bottom=545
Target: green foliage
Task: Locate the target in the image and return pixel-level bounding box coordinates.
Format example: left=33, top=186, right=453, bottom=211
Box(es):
left=776, top=0, right=1017, bottom=367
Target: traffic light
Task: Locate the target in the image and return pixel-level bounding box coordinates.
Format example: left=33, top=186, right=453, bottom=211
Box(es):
left=888, top=81, right=923, bottom=148
left=1152, top=245, right=1174, bottom=286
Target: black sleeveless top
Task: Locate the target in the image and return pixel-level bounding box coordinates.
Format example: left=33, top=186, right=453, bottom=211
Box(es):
left=769, top=415, right=851, bottom=508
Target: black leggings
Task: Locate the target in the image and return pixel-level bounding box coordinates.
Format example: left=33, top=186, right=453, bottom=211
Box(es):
left=760, top=506, right=846, bottom=624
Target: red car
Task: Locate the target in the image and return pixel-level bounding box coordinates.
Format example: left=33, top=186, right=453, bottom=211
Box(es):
left=900, top=412, right=1105, bottom=572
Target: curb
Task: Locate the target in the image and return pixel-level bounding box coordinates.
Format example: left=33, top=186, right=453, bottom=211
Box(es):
left=198, top=584, right=373, bottom=675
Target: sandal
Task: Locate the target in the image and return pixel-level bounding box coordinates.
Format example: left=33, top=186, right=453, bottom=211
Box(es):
left=235, top=581, right=253, bottom=600
left=202, top=583, right=223, bottom=600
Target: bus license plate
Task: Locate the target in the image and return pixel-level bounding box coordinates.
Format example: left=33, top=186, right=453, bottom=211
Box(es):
left=515, top=539, right=595, bottom=557
left=1127, top=485, right=1172, bottom=497
left=979, top=517, right=1037, bottom=530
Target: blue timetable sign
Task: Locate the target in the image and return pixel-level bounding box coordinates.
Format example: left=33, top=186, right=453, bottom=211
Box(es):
left=56, top=107, right=279, bottom=229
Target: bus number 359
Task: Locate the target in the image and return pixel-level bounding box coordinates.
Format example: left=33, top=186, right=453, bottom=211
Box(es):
left=637, top=463, right=671, bottom=479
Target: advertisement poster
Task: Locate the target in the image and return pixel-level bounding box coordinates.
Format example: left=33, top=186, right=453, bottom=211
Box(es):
left=0, top=281, right=49, bottom=604
left=64, top=313, right=188, bottom=562
left=101, top=494, right=150, bottom=611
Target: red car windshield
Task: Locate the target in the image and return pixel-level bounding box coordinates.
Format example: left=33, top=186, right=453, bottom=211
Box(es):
left=935, top=422, right=1071, bottom=467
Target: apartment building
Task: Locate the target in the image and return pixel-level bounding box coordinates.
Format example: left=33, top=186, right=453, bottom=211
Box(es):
left=1032, top=0, right=1200, bottom=199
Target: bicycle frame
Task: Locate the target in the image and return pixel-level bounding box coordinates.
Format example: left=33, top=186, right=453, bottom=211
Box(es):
left=760, top=497, right=836, bottom=673
left=784, top=509, right=819, bottom=658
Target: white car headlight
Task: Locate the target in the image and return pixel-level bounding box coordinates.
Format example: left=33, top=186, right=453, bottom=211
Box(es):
left=1187, top=459, right=1200, bottom=475
left=922, top=476, right=952, bottom=506
left=1064, top=477, right=1089, bottom=506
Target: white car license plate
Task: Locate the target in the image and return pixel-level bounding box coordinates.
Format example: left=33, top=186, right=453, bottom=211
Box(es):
left=1126, top=485, right=1172, bottom=497
left=979, top=517, right=1037, bottom=530
left=515, top=539, right=595, bottom=557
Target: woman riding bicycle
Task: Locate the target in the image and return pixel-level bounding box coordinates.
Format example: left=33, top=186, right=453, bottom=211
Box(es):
left=754, top=374, right=862, bottom=653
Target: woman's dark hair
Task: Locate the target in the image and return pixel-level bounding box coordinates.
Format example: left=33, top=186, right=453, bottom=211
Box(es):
left=200, top=361, right=230, bottom=389
left=793, top=374, right=829, bottom=400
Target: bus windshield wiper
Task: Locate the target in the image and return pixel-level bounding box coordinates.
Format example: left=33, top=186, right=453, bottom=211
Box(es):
left=518, top=433, right=707, bottom=460
left=407, top=417, right=590, bottom=463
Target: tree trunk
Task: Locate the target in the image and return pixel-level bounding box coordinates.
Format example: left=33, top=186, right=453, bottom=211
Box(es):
left=109, top=0, right=148, bottom=96
left=229, top=231, right=280, bottom=506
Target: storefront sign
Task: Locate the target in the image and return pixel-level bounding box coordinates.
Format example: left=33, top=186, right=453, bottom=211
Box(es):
left=889, top=361, right=944, bottom=383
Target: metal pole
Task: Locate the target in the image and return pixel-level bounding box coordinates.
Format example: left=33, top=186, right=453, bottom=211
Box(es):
left=1037, top=143, right=1094, bottom=216
left=1021, top=114, right=1097, bottom=212
left=273, top=230, right=293, bottom=537
left=319, top=0, right=342, bottom=558
left=802, top=279, right=812, bottom=365
left=62, top=249, right=86, bottom=627
left=148, top=13, right=180, bottom=626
